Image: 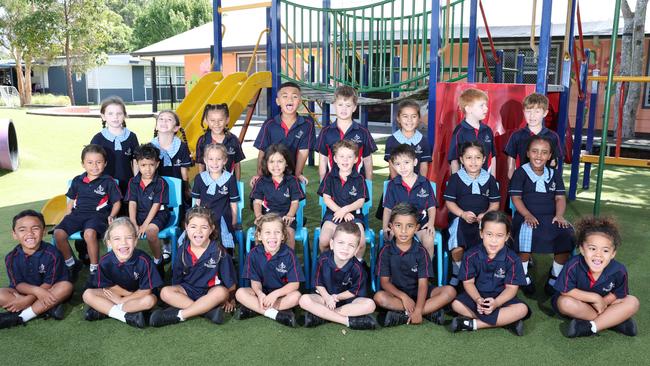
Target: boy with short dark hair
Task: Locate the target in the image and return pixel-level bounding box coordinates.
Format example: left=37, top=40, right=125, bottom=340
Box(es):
left=0, top=210, right=73, bottom=329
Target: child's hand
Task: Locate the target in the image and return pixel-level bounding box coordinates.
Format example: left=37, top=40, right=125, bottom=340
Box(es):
left=475, top=297, right=485, bottom=314
left=108, top=216, right=115, bottom=225
left=524, top=214, right=539, bottom=228
left=263, top=292, right=278, bottom=308
left=332, top=209, right=348, bottom=223
left=257, top=293, right=267, bottom=309
left=408, top=309, right=423, bottom=324
left=223, top=298, right=236, bottom=313
left=552, top=216, right=570, bottom=228
left=298, top=174, right=309, bottom=185
left=461, top=211, right=477, bottom=224
left=34, top=288, right=57, bottom=307
left=282, top=215, right=295, bottom=226
left=400, top=294, right=416, bottom=314
left=254, top=216, right=262, bottom=226
left=343, top=213, right=354, bottom=222
left=481, top=297, right=496, bottom=314
left=325, top=295, right=337, bottom=310
left=477, top=212, right=485, bottom=221
left=592, top=296, right=607, bottom=314
left=137, top=225, right=147, bottom=239
left=249, top=175, right=260, bottom=188
left=421, top=220, right=436, bottom=236
left=103, top=288, right=117, bottom=302
left=383, top=226, right=393, bottom=241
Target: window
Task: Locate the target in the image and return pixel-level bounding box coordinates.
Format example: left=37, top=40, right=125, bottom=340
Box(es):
left=237, top=53, right=268, bottom=117
left=175, top=67, right=185, bottom=85
left=477, top=44, right=561, bottom=85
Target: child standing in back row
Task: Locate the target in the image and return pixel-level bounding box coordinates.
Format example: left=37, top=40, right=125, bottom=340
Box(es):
left=196, top=104, right=245, bottom=180
left=383, top=99, right=431, bottom=178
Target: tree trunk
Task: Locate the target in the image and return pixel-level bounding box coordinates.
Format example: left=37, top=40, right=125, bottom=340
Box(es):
left=622, top=0, right=648, bottom=138
left=613, top=1, right=634, bottom=138
left=24, top=58, right=33, bottom=106
left=12, top=48, right=26, bottom=107
left=63, top=0, right=75, bottom=105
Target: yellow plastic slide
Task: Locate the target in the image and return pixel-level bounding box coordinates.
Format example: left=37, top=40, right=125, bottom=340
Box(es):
left=175, top=71, right=223, bottom=124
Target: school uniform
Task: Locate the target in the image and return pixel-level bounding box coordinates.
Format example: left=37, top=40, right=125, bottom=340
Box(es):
left=317, top=120, right=378, bottom=176
left=314, top=251, right=367, bottom=304
left=90, top=129, right=139, bottom=194
left=253, top=114, right=316, bottom=167
left=376, top=239, right=434, bottom=299
left=551, top=255, right=629, bottom=314
left=124, top=173, right=170, bottom=229
left=447, top=120, right=496, bottom=171
left=95, top=249, right=163, bottom=291
left=509, top=164, right=575, bottom=254
left=383, top=175, right=437, bottom=227
left=504, top=125, right=564, bottom=167
left=455, top=245, right=530, bottom=325
left=192, top=171, right=240, bottom=248
left=5, top=242, right=69, bottom=287
left=317, top=167, right=368, bottom=226
left=243, top=244, right=304, bottom=294
left=55, top=173, right=122, bottom=236
left=250, top=174, right=305, bottom=230
left=172, top=240, right=237, bottom=301
left=195, top=132, right=245, bottom=174
left=383, top=130, right=432, bottom=175
left=444, top=169, right=500, bottom=250
left=152, top=137, right=192, bottom=179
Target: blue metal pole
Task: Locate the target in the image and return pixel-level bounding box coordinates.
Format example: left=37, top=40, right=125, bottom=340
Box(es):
left=428, top=0, right=440, bottom=170
left=391, top=56, right=400, bottom=132
left=568, top=49, right=590, bottom=200
left=270, top=0, right=281, bottom=117
left=582, top=69, right=600, bottom=189
left=308, top=55, right=316, bottom=166
left=467, top=0, right=478, bottom=82
left=321, top=0, right=331, bottom=126
left=361, top=54, right=369, bottom=128
left=495, top=49, right=504, bottom=83
left=516, top=52, right=525, bottom=83
left=212, top=0, right=223, bottom=71
left=535, top=0, right=553, bottom=93
left=266, top=7, right=273, bottom=118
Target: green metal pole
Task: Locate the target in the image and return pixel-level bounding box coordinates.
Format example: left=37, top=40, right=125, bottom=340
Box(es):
left=593, top=0, right=621, bottom=216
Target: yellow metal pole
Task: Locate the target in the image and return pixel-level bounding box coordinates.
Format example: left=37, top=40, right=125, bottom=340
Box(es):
left=219, top=2, right=272, bottom=13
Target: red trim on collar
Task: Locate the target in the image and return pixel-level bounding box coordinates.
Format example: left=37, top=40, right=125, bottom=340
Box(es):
left=264, top=252, right=273, bottom=261
left=280, top=121, right=290, bottom=137
left=401, top=180, right=412, bottom=194
left=587, top=270, right=597, bottom=288
left=187, top=245, right=199, bottom=265
left=83, top=176, right=91, bottom=183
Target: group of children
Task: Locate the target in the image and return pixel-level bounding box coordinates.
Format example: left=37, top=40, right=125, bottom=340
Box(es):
left=0, top=83, right=639, bottom=338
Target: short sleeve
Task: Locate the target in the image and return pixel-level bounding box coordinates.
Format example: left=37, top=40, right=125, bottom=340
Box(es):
left=316, top=128, right=331, bottom=156
left=362, top=129, right=378, bottom=157
left=285, top=250, right=305, bottom=283
left=254, top=120, right=272, bottom=150
left=505, top=254, right=527, bottom=286
left=289, top=177, right=304, bottom=201
left=553, top=170, right=566, bottom=195
left=65, top=177, right=79, bottom=200
left=171, top=246, right=185, bottom=285
left=191, top=176, right=203, bottom=198
left=314, top=255, right=327, bottom=288
left=443, top=175, right=459, bottom=202
left=154, top=178, right=169, bottom=205
left=297, top=119, right=314, bottom=151
left=217, top=253, right=237, bottom=289
left=358, top=178, right=370, bottom=203
left=125, top=178, right=138, bottom=202
left=417, top=247, right=434, bottom=279
left=228, top=176, right=240, bottom=202
left=350, top=261, right=367, bottom=297
left=97, top=261, right=116, bottom=288
left=488, top=176, right=501, bottom=202
left=44, top=249, right=68, bottom=285
left=447, top=125, right=461, bottom=162
left=232, top=135, right=245, bottom=163
left=612, top=267, right=629, bottom=298
left=554, top=259, right=578, bottom=293
left=487, top=128, right=497, bottom=157
left=108, top=179, right=123, bottom=203
left=508, top=168, right=526, bottom=197
left=178, top=144, right=192, bottom=166
left=244, top=250, right=263, bottom=282
left=419, top=136, right=432, bottom=162
left=377, top=247, right=392, bottom=278
left=552, top=132, right=565, bottom=161
left=138, top=255, right=163, bottom=289
left=459, top=252, right=478, bottom=281
left=306, top=118, right=317, bottom=151
left=318, top=175, right=333, bottom=197
left=5, top=250, right=23, bottom=288
left=383, top=136, right=396, bottom=162
left=250, top=179, right=265, bottom=201
left=195, top=134, right=206, bottom=163
left=504, top=132, right=518, bottom=158
left=424, top=183, right=437, bottom=209
left=383, top=181, right=397, bottom=209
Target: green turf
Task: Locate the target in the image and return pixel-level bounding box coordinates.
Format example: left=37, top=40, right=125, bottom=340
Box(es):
left=0, top=109, right=648, bottom=365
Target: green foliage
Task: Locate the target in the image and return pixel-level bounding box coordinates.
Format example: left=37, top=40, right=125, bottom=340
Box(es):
left=106, top=0, right=148, bottom=28
left=132, top=0, right=212, bottom=50
left=28, top=93, right=72, bottom=106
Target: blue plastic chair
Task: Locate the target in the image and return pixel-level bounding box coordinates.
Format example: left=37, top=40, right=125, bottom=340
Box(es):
left=375, top=181, right=445, bottom=291
left=311, top=179, right=375, bottom=288
left=244, top=182, right=310, bottom=288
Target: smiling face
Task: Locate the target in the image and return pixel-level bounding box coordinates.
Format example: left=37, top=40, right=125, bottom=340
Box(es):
left=391, top=154, right=417, bottom=178
left=333, top=146, right=356, bottom=173
left=330, top=231, right=359, bottom=263
left=334, top=96, right=357, bottom=121
left=156, top=112, right=179, bottom=134
left=186, top=216, right=214, bottom=247
left=12, top=216, right=44, bottom=255
left=526, top=139, right=552, bottom=171
left=580, top=233, right=616, bottom=275
left=523, top=106, right=548, bottom=129
left=257, top=220, right=285, bottom=255
left=397, top=106, right=420, bottom=133
left=137, top=158, right=159, bottom=181
left=390, top=214, right=419, bottom=246
left=101, top=103, right=126, bottom=130
left=276, top=86, right=301, bottom=115
left=82, top=152, right=107, bottom=179
left=204, top=148, right=227, bottom=174
left=267, top=152, right=287, bottom=179
left=480, top=221, right=508, bottom=258
left=459, top=146, right=485, bottom=175
left=106, top=224, right=137, bottom=262
left=206, top=109, right=228, bottom=135
left=464, top=99, right=488, bottom=122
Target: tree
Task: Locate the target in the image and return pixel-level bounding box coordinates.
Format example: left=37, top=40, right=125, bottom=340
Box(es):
left=132, top=0, right=212, bottom=50
left=614, top=0, right=648, bottom=138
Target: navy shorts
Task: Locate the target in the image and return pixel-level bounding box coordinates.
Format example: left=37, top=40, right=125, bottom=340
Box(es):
left=55, top=212, right=109, bottom=237
left=403, top=283, right=437, bottom=301
left=137, top=211, right=171, bottom=231
left=454, top=292, right=531, bottom=326
left=180, top=283, right=208, bottom=301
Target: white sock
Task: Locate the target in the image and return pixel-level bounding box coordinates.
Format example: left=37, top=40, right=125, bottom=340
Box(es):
left=522, top=261, right=531, bottom=284
left=345, top=317, right=350, bottom=327
left=19, top=307, right=37, bottom=322
left=264, top=308, right=279, bottom=320
left=471, top=319, right=478, bottom=330
left=108, top=305, right=126, bottom=323
left=65, top=257, right=75, bottom=267
left=551, top=261, right=563, bottom=277
left=590, top=321, right=598, bottom=333
left=178, top=310, right=185, bottom=322
left=153, top=257, right=162, bottom=265
left=89, top=264, right=98, bottom=273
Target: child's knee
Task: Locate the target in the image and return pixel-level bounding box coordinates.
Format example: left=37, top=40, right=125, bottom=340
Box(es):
left=451, top=247, right=464, bottom=261
left=556, top=295, right=580, bottom=314
left=141, top=294, right=157, bottom=309
left=625, top=295, right=640, bottom=313
left=146, top=226, right=159, bottom=239
left=54, top=229, right=68, bottom=241
left=83, top=229, right=97, bottom=241
left=360, top=298, right=376, bottom=312
left=56, top=281, right=74, bottom=298
left=373, top=291, right=387, bottom=307
left=439, top=285, right=457, bottom=301
left=82, top=288, right=96, bottom=303
left=160, top=286, right=173, bottom=301
left=235, top=287, right=250, bottom=301
left=298, top=294, right=313, bottom=308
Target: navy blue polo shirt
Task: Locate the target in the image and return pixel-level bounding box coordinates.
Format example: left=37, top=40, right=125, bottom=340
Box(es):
left=96, top=249, right=163, bottom=291
left=155, top=140, right=192, bottom=179
left=172, top=240, right=237, bottom=290
left=443, top=172, right=500, bottom=214
left=196, top=131, right=245, bottom=173
left=125, top=173, right=169, bottom=222
left=314, top=251, right=367, bottom=297
left=508, top=166, right=565, bottom=216
left=243, top=244, right=304, bottom=293
left=383, top=133, right=432, bottom=175
left=377, top=239, right=433, bottom=298
left=250, top=174, right=304, bottom=216
left=504, top=126, right=564, bottom=167
left=447, top=120, right=496, bottom=170
left=459, top=245, right=526, bottom=297
left=317, top=120, right=378, bottom=175
left=66, top=173, right=122, bottom=215
left=90, top=131, right=139, bottom=193
left=5, top=242, right=69, bottom=288
left=553, top=255, right=629, bottom=298
left=191, top=171, right=240, bottom=232
left=383, top=175, right=437, bottom=227
left=318, top=167, right=368, bottom=221
left=254, top=114, right=317, bottom=164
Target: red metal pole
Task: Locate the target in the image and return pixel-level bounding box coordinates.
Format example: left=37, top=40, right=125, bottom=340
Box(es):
left=477, top=37, right=494, bottom=82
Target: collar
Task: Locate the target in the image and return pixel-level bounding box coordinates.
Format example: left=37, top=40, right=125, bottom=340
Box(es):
left=184, top=240, right=218, bottom=264
left=264, top=243, right=289, bottom=261
left=577, top=255, right=618, bottom=283
left=461, top=120, right=483, bottom=131
left=108, top=249, right=141, bottom=266
left=477, top=245, right=508, bottom=262
left=333, top=120, right=360, bottom=132
left=329, top=165, right=359, bottom=179
left=524, top=125, right=549, bottom=136
left=392, top=174, right=427, bottom=188
left=387, top=238, right=421, bottom=256
left=274, top=114, right=305, bottom=129
left=393, top=129, right=423, bottom=145
left=81, top=173, right=110, bottom=184
left=15, top=242, right=46, bottom=257
left=325, top=250, right=355, bottom=272
left=133, top=173, right=158, bottom=189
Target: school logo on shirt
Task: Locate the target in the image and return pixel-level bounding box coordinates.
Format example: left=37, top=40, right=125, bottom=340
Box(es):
left=351, top=134, right=362, bottom=144
left=484, top=135, right=491, bottom=143
left=414, top=144, right=423, bottom=154
left=295, top=130, right=304, bottom=139
left=483, top=189, right=490, bottom=197
left=204, top=258, right=217, bottom=269
left=342, top=275, right=352, bottom=287
left=349, top=186, right=358, bottom=197
left=411, top=265, right=418, bottom=273
left=548, top=182, right=556, bottom=192
left=38, top=264, right=46, bottom=274
left=283, top=188, right=290, bottom=198
left=148, top=193, right=154, bottom=201
left=218, top=186, right=229, bottom=195
left=416, top=188, right=429, bottom=198
left=276, top=262, right=288, bottom=274
left=133, top=272, right=140, bottom=280
left=494, top=267, right=506, bottom=279
left=175, top=158, right=182, bottom=166
left=94, top=185, right=106, bottom=195
left=227, top=147, right=236, bottom=155
left=124, top=148, right=132, bottom=156
left=603, top=282, right=614, bottom=293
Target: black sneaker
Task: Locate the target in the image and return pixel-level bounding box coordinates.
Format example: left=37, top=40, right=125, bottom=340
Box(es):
left=348, top=315, right=378, bottom=330
left=275, top=310, right=296, bottom=327
left=450, top=316, right=475, bottom=332
left=0, top=312, right=24, bottom=329
left=74, top=240, right=90, bottom=266
left=507, top=319, right=525, bottom=336
left=67, top=260, right=82, bottom=284
left=612, top=318, right=638, bottom=337
left=84, top=306, right=108, bottom=321
left=378, top=310, right=409, bottom=327
left=150, top=307, right=181, bottom=327
left=566, top=319, right=595, bottom=338
left=125, top=312, right=146, bottom=329
left=425, top=309, right=445, bottom=325
left=544, top=270, right=558, bottom=296
left=84, top=270, right=99, bottom=290
left=203, top=306, right=225, bottom=324
left=235, top=305, right=257, bottom=320
left=162, top=244, right=171, bottom=264
left=156, top=261, right=165, bottom=280
left=522, top=277, right=536, bottom=296
left=47, top=304, right=65, bottom=320
left=303, top=311, right=326, bottom=328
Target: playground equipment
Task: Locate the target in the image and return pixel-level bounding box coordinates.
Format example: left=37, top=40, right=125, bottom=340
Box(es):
left=0, top=119, right=18, bottom=171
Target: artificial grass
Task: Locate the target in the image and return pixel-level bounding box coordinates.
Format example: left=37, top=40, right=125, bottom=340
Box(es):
left=0, top=109, right=648, bottom=365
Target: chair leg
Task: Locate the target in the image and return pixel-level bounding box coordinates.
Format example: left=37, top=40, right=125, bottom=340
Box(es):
left=302, top=231, right=310, bottom=290
left=311, top=228, right=320, bottom=289
left=238, top=234, right=246, bottom=288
